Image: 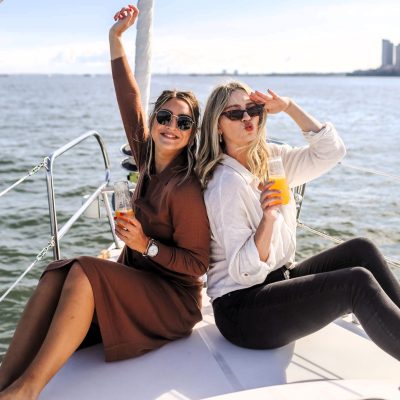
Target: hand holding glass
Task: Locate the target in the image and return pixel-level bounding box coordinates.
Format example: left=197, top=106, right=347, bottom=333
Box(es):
left=266, top=156, right=290, bottom=205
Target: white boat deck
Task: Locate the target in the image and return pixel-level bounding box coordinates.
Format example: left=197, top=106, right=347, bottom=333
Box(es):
left=40, top=248, right=400, bottom=399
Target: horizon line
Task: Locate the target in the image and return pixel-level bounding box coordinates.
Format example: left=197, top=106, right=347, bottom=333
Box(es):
left=0, top=71, right=356, bottom=77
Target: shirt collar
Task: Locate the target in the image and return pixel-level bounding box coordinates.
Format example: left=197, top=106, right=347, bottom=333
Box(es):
left=220, top=154, right=260, bottom=186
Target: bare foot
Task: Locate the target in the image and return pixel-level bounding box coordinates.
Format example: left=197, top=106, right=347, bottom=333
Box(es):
left=0, top=380, right=38, bottom=400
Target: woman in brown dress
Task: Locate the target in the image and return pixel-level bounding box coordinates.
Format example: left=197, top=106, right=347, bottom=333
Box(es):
left=0, top=5, right=209, bottom=399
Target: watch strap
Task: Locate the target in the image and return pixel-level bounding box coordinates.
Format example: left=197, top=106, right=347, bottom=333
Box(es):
left=143, top=238, right=159, bottom=257
left=143, top=238, right=152, bottom=257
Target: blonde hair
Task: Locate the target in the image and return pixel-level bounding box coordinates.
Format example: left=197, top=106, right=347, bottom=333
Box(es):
left=146, top=90, right=200, bottom=184
left=196, top=81, right=269, bottom=189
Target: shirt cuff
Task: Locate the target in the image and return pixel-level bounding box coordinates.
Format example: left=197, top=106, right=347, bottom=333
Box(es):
left=233, top=234, right=273, bottom=285
left=302, top=121, right=333, bottom=140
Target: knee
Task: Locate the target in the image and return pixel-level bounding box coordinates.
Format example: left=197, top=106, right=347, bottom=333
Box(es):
left=63, top=263, right=89, bottom=291
left=348, top=237, right=378, bottom=254
left=39, top=269, right=68, bottom=291
left=349, top=267, right=378, bottom=291
left=347, top=237, right=381, bottom=264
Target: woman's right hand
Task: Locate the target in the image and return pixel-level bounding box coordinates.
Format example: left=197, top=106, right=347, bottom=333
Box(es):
left=260, top=180, right=282, bottom=220
left=254, top=181, right=281, bottom=261
left=110, top=4, right=139, bottom=37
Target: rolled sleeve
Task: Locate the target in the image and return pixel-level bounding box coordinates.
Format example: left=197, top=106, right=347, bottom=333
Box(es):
left=271, top=122, right=346, bottom=188
left=229, top=233, right=273, bottom=285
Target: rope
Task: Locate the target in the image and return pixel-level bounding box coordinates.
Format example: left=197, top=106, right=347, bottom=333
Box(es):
left=0, top=157, right=49, bottom=198
left=297, top=221, right=345, bottom=245
left=339, top=162, right=400, bottom=183
left=297, top=221, right=400, bottom=269
left=0, top=236, right=55, bottom=304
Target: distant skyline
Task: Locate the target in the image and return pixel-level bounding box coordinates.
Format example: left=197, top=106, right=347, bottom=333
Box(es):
left=1, top=0, right=399, bottom=74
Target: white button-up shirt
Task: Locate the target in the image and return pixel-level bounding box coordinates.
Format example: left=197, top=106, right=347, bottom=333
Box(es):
left=204, top=122, right=346, bottom=302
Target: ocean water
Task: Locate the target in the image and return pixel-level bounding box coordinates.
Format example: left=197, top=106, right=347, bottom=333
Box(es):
left=0, top=73, right=399, bottom=356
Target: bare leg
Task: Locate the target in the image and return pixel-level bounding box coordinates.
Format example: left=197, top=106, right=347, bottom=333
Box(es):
left=0, top=263, right=95, bottom=400
left=0, top=268, right=68, bottom=391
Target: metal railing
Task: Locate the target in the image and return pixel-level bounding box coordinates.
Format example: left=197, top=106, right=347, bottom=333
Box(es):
left=45, top=130, right=118, bottom=259
left=0, top=131, right=122, bottom=304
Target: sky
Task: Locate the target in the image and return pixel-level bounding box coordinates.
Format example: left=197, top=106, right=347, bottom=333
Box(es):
left=0, top=0, right=399, bottom=74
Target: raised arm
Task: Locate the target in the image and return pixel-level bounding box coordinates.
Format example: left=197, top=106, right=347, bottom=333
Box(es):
left=250, top=89, right=324, bottom=132
left=109, top=5, right=149, bottom=168
left=250, top=89, right=346, bottom=187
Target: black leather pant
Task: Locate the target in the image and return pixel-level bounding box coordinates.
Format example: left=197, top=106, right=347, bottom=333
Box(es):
left=213, top=238, right=400, bottom=361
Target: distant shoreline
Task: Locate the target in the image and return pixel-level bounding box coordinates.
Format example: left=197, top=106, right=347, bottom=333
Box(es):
left=1, top=71, right=399, bottom=77
left=346, top=70, right=400, bottom=77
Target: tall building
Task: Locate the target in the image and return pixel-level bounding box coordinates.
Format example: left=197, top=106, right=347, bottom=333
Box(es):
left=382, top=39, right=393, bottom=67
left=396, top=44, right=400, bottom=68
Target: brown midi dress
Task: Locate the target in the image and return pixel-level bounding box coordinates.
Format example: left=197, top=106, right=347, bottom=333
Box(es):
left=43, top=56, right=210, bottom=362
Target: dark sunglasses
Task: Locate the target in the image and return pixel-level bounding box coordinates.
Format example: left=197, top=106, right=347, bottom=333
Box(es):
left=156, top=109, right=194, bottom=131
left=220, top=104, right=264, bottom=121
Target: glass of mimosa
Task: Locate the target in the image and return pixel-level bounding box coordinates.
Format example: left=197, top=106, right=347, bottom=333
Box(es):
left=266, top=156, right=290, bottom=205
left=114, top=181, right=134, bottom=218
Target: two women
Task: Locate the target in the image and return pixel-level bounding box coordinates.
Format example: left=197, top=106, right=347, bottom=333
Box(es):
left=196, top=82, right=400, bottom=360
left=1, top=4, right=399, bottom=399
left=0, top=5, right=209, bottom=399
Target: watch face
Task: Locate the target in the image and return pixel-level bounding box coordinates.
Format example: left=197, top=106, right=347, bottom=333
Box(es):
left=148, top=243, right=158, bottom=257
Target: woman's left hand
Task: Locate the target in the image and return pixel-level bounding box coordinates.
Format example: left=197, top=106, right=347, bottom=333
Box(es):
left=249, top=89, right=291, bottom=114
left=114, top=215, right=149, bottom=254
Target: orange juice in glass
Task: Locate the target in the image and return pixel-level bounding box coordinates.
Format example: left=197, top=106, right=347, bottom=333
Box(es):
left=114, top=181, right=134, bottom=220
left=267, top=156, right=290, bottom=205
left=115, top=209, right=134, bottom=218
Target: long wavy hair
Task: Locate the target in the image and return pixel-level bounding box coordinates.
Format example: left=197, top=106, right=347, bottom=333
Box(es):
left=146, top=90, right=200, bottom=184
left=196, top=81, right=269, bottom=189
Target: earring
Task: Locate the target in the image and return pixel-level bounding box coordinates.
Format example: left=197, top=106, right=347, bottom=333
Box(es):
left=219, top=134, right=223, bottom=143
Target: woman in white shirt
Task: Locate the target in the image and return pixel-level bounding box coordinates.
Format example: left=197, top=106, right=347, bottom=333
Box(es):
left=196, top=82, right=400, bottom=360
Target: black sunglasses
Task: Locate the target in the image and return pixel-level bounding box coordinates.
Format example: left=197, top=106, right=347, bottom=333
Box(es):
left=220, top=104, right=264, bottom=121
left=156, top=109, right=194, bottom=131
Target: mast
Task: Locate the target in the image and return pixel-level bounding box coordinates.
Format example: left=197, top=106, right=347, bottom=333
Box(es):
left=134, top=0, right=154, bottom=117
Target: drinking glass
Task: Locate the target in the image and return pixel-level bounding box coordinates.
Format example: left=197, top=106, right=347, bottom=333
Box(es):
left=114, top=181, right=134, bottom=218
left=266, top=156, right=290, bottom=205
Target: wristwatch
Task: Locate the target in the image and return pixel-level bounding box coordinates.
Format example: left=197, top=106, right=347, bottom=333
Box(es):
left=143, top=238, right=159, bottom=258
